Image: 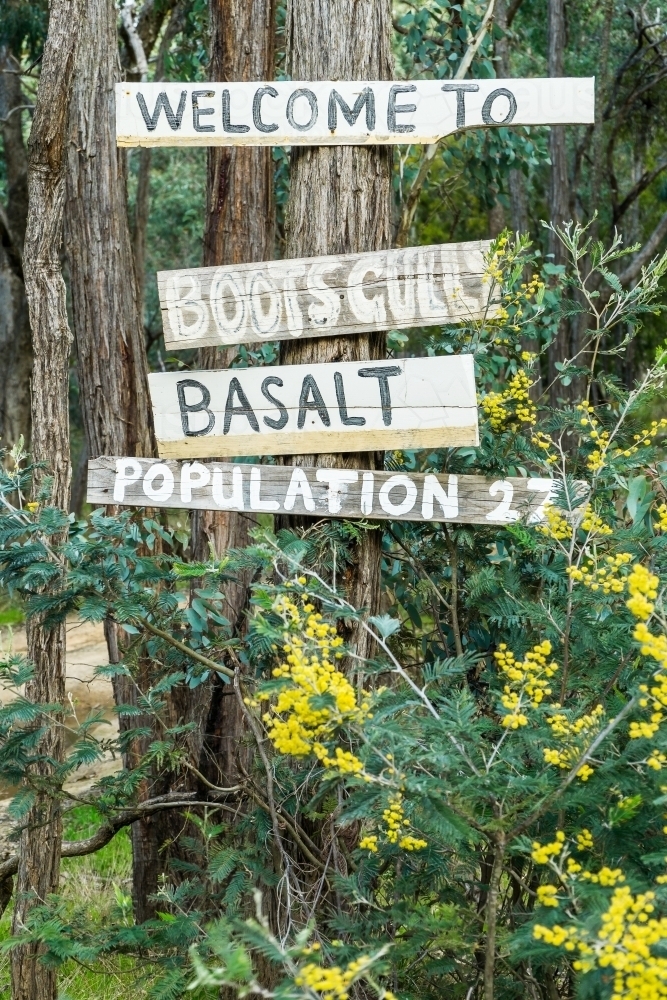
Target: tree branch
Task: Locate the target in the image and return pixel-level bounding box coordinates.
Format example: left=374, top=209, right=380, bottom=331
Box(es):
left=396, top=0, right=496, bottom=246
left=618, top=209, right=667, bottom=286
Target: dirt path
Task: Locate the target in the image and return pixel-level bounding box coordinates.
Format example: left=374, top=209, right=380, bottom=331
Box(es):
left=0, top=619, right=121, bottom=829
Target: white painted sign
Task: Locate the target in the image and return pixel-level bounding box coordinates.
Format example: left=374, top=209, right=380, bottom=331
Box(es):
left=88, top=457, right=558, bottom=525
left=116, top=78, right=595, bottom=147
left=158, top=241, right=496, bottom=352
left=148, top=356, right=478, bottom=459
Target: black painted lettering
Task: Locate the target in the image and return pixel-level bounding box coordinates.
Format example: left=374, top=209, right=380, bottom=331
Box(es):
left=252, top=86, right=279, bottom=133
left=286, top=88, right=318, bottom=131
left=387, top=84, right=416, bottom=133
left=224, top=377, right=260, bottom=434
left=334, top=372, right=365, bottom=426
left=481, top=88, right=517, bottom=125
left=441, top=83, right=480, bottom=128
left=261, top=376, right=289, bottom=430
left=222, top=89, right=250, bottom=133
left=192, top=90, right=215, bottom=132
left=358, top=366, right=402, bottom=426
left=137, top=90, right=187, bottom=131
left=176, top=379, right=215, bottom=436
left=298, top=375, right=331, bottom=429
left=328, top=87, right=375, bottom=131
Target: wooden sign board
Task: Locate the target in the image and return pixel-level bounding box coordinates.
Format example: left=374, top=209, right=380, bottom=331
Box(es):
left=158, top=241, right=496, bottom=352
left=88, top=457, right=558, bottom=526
left=147, top=356, right=478, bottom=459
left=116, top=78, right=595, bottom=147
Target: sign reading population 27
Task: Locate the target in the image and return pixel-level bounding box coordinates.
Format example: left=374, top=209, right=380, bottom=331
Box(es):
left=116, top=78, right=595, bottom=147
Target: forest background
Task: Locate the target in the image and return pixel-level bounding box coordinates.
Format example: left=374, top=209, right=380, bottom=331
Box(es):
left=3, top=2, right=667, bottom=1000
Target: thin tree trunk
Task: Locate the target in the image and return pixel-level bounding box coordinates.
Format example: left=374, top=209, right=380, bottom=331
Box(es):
left=10, top=2, right=81, bottom=998
left=0, top=46, right=31, bottom=452
left=64, top=0, right=157, bottom=922
left=281, top=0, right=392, bottom=660
left=547, top=0, right=572, bottom=403
left=494, top=0, right=528, bottom=236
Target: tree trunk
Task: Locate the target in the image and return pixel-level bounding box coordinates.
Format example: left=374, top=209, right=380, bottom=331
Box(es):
left=10, top=2, right=81, bottom=998
left=494, top=0, right=528, bottom=237
left=64, top=0, right=156, bottom=922
left=192, top=0, right=276, bottom=789
left=547, top=0, right=572, bottom=403
left=0, top=46, right=31, bottom=453
left=64, top=0, right=155, bottom=462
left=280, top=0, right=392, bottom=659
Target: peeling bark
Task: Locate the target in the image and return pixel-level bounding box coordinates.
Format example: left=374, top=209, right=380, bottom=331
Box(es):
left=10, top=2, right=81, bottom=998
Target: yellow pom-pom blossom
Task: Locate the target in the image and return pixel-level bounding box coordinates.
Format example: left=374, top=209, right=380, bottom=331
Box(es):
left=535, top=885, right=667, bottom=1000
left=532, top=830, right=566, bottom=865
left=656, top=503, right=667, bottom=532
left=494, top=641, right=559, bottom=728
left=536, top=885, right=560, bottom=907
left=537, top=503, right=571, bottom=542
left=567, top=553, right=633, bottom=595
left=543, top=705, right=605, bottom=781
left=480, top=370, right=536, bottom=433
left=624, top=564, right=667, bottom=743
left=294, top=956, right=374, bottom=1000
left=360, top=791, right=427, bottom=854
left=263, top=594, right=369, bottom=775
left=576, top=829, right=594, bottom=852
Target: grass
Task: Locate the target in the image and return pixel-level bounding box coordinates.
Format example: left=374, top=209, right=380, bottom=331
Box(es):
left=0, top=806, right=164, bottom=1000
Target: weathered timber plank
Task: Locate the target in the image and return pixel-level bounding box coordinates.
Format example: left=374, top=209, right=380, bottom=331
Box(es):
left=116, top=78, right=595, bottom=147
left=147, top=355, right=479, bottom=459
left=158, top=241, right=497, bottom=352
left=88, top=457, right=563, bottom=525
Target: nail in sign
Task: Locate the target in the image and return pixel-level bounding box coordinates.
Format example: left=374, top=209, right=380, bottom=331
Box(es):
left=158, top=241, right=496, bottom=352
left=88, top=457, right=559, bottom=526
left=147, top=356, right=478, bottom=459
left=116, top=78, right=595, bottom=147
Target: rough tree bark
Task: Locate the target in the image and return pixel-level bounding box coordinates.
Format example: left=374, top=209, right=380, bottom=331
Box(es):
left=547, top=0, right=572, bottom=402
left=0, top=46, right=31, bottom=452
left=64, top=0, right=156, bottom=922
left=192, top=0, right=276, bottom=787
left=10, top=2, right=81, bottom=998
left=280, top=0, right=392, bottom=659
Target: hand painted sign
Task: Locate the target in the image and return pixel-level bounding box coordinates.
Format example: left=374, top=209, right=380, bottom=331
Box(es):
left=116, top=78, right=595, bottom=147
left=158, top=241, right=496, bottom=352
left=88, top=456, right=559, bottom=526
left=147, top=355, right=478, bottom=459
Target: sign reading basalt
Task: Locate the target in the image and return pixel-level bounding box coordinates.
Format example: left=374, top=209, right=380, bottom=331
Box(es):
left=116, top=78, right=595, bottom=147
left=158, top=241, right=495, bottom=352
left=147, top=356, right=478, bottom=459
left=88, top=456, right=558, bottom=526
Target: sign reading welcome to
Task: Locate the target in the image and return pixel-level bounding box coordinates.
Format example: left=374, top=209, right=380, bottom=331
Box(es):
left=159, top=241, right=495, bottom=352
left=148, top=356, right=478, bottom=459
left=116, top=78, right=595, bottom=147
left=89, top=457, right=559, bottom=526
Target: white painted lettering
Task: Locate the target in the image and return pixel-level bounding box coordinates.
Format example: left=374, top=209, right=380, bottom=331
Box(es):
left=417, top=248, right=446, bottom=321
left=347, top=257, right=386, bottom=324
left=181, top=461, right=211, bottom=502
left=248, top=270, right=281, bottom=337
left=386, top=249, right=416, bottom=324
left=486, top=480, right=519, bottom=522
left=210, top=269, right=246, bottom=341
left=165, top=274, right=209, bottom=340
left=284, top=467, right=315, bottom=512
left=307, top=261, right=341, bottom=328
left=379, top=474, right=418, bottom=516
left=212, top=466, right=244, bottom=510
left=316, top=469, right=358, bottom=514
left=282, top=264, right=306, bottom=337
left=143, top=463, right=175, bottom=502
left=527, top=478, right=555, bottom=523
left=114, top=458, right=142, bottom=501
left=250, top=467, right=280, bottom=511
left=361, top=471, right=374, bottom=515
left=421, top=474, right=458, bottom=519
